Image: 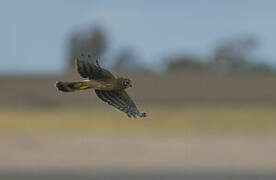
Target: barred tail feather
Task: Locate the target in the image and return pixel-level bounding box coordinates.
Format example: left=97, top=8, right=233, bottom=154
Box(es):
left=56, top=81, right=90, bottom=92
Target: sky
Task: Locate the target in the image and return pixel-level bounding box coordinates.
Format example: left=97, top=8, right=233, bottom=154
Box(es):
left=0, top=0, right=276, bottom=74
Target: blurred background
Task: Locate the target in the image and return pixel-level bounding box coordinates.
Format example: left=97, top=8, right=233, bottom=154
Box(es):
left=1, top=0, right=276, bottom=179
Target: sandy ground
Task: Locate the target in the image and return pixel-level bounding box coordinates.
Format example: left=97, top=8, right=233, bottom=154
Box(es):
left=1, top=171, right=276, bottom=180
left=0, top=134, right=275, bottom=173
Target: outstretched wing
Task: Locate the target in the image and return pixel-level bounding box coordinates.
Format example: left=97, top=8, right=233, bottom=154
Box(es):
left=76, top=53, right=115, bottom=80
left=95, top=90, right=146, bottom=118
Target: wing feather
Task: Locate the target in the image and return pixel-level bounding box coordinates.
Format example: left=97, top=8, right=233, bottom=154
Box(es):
left=76, top=53, right=115, bottom=80
left=95, top=90, right=146, bottom=118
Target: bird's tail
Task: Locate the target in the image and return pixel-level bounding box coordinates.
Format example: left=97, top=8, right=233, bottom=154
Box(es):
left=56, top=81, right=90, bottom=92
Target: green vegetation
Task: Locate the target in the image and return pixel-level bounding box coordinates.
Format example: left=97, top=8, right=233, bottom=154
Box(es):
left=1, top=106, right=276, bottom=136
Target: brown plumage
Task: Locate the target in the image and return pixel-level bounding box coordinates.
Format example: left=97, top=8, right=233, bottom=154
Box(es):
left=56, top=53, right=146, bottom=118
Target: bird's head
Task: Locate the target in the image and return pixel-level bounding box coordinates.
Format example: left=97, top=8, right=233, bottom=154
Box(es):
left=120, top=78, right=132, bottom=89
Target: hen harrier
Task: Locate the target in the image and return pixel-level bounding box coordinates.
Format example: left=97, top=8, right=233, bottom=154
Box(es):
left=56, top=53, right=146, bottom=118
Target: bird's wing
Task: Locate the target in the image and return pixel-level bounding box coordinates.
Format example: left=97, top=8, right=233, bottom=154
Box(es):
left=95, top=89, right=146, bottom=118
left=76, top=53, right=115, bottom=80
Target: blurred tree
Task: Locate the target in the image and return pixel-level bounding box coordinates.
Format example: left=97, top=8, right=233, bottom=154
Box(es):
left=86, top=26, right=107, bottom=56
left=166, top=55, right=205, bottom=73
left=67, top=26, right=107, bottom=72
left=211, top=36, right=258, bottom=73
left=112, top=48, right=146, bottom=72
left=247, top=63, right=272, bottom=72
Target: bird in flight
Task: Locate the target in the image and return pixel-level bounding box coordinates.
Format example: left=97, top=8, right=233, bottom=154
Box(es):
left=56, top=53, right=146, bottom=118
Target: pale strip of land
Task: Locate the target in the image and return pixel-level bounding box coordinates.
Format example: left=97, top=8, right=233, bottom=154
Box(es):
left=0, top=134, right=275, bottom=173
